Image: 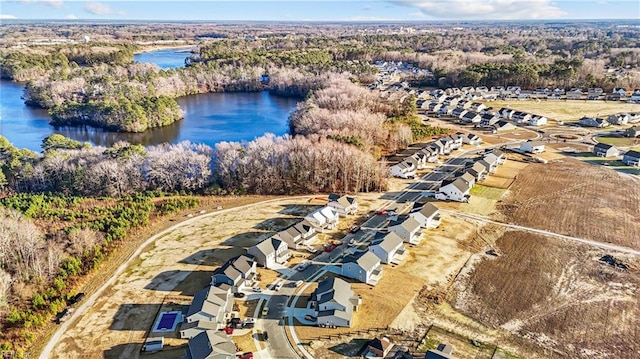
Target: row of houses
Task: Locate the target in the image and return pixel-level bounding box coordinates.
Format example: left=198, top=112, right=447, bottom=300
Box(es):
left=340, top=202, right=441, bottom=287
left=579, top=113, right=640, bottom=128
left=424, top=86, right=640, bottom=102
left=436, top=150, right=507, bottom=202
left=390, top=133, right=483, bottom=179
left=593, top=143, right=640, bottom=166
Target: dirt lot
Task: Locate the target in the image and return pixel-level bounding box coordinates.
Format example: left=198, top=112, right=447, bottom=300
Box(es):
left=495, top=158, right=640, bottom=250
left=486, top=100, right=640, bottom=123
left=453, top=230, right=640, bottom=359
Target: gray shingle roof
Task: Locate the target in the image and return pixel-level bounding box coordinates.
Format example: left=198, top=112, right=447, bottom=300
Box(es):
left=188, top=331, right=235, bottom=359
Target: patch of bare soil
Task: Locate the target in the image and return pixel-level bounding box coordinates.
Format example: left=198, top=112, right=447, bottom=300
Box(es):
left=496, top=158, right=640, bottom=249
left=453, top=230, right=640, bottom=358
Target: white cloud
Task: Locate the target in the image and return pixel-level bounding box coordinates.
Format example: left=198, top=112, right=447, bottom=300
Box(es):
left=19, top=0, right=64, bottom=9
left=0, top=14, right=18, bottom=19
left=65, top=14, right=78, bottom=19
left=391, top=0, right=567, bottom=20
left=83, top=1, right=114, bottom=15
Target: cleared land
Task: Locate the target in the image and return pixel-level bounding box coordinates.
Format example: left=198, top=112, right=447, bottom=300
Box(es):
left=454, top=230, right=640, bottom=359
left=596, top=135, right=640, bottom=147
left=486, top=100, right=640, bottom=123
left=495, top=158, right=640, bottom=250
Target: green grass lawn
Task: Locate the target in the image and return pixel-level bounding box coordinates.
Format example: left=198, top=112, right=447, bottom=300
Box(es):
left=596, top=136, right=640, bottom=147
left=470, top=184, right=507, bottom=200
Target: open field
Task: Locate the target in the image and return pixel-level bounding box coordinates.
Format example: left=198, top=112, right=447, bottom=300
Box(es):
left=454, top=230, right=640, bottom=359
left=596, top=135, right=640, bottom=147
left=486, top=100, right=640, bottom=123
left=495, top=158, right=640, bottom=249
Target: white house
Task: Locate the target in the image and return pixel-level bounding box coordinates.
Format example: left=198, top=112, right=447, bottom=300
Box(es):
left=493, top=120, right=516, bottom=132
left=184, top=284, right=233, bottom=328
left=462, top=133, right=482, bottom=145
left=607, top=113, right=630, bottom=125
left=467, top=162, right=488, bottom=182
left=511, top=111, right=531, bottom=124
left=211, top=255, right=257, bottom=290
left=484, top=149, right=506, bottom=165
left=247, top=237, right=291, bottom=268
left=520, top=140, right=546, bottom=154
left=579, top=117, right=609, bottom=128
left=311, top=277, right=362, bottom=328
left=593, top=143, right=620, bottom=157
left=328, top=194, right=358, bottom=217
left=389, top=216, right=423, bottom=244
left=478, top=158, right=497, bottom=173
left=409, top=202, right=441, bottom=229
left=369, top=231, right=406, bottom=264
left=460, top=111, right=481, bottom=124
left=293, top=220, right=317, bottom=244
left=437, top=178, right=471, bottom=202
left=448, top=134, right=464, bottom=150
left=341, top=251, right=383, bottom=286
left=529, top=115, right=548, bottom=126
left=390, top=160, right=417, bottom=179
left=305, top=206, right=339, bottom=231
left=179, top=321, right=218, bottom=340
left=459, top=171, right=476, bottom=187
left=275, top=226, right=304, bottom=249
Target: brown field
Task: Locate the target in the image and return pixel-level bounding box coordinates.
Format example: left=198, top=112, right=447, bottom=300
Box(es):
left=486, top=100, right=640, bottom=123
left=495, top=158, right=640, bottom=249
left=454, top=231, right=640, bottom=359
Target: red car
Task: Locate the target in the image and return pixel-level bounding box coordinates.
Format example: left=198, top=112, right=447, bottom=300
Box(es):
left=375, top=209, right=387, bottom=215
left=348, top=226, right=360, bottom=233
left=324, top=243, right=337, bottom=252
left=220, top=326, right=234, bottom=334
left=237, top=353, right=253, bottom=359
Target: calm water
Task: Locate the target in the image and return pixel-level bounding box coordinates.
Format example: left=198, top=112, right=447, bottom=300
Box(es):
left=134, top=48, right=195, bottom=69
left=0, top=49, right=297, bottom=152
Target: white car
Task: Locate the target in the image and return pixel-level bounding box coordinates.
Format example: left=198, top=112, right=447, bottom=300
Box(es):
left=274, top=282, right=283, bottom=291
left=252, top=287, right=262, bottom=293
left=294, top=280, right=304, bottom=287
left=297, top=261, right=311, bottom=271
left=306, top=246, right=318, bottom=253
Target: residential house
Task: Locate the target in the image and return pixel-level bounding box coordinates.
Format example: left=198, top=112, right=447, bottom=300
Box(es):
left=529, top=115, right=548, bottom=126
left=608, top=113, right=630, bottom=125
left=462, top=133, right=482, bottom=145
left=389, top=215, right=423, bottom=244
left=180, top=321, right=219, bottom=340
left=431, top=140, right=450, bottom=155
left=460, top=111, right=481, bottom=124
left=341, top=251, right=383, bottom=286
left=478, top=158, right=497, bottom=173
left=448, top=133, right=464, bottom=150
left=437, top=178, right=471, bottom=202
left=425, top=343, right=457, bottom=359
left=517, top=90, right=532, bottom=99
left=305, top=206, right=339, bottom=231
left=587, top=87, right=604, bottom=100
left=622, top=150, right=640, bottom=166
left=412, top=151, right=430, bottom=169
left=630, top=89, right=640, bottom=102
left=275, top=225, right=304, bottom=249
left=496, top=107, right=515, bottom=119
left=624, top=126, right=640, bottom=138
left=520, top=140, right=546, bottom=154
left=593, top=143, right=620, bottom=157
left=459, top=171, right=476, bottom=187
left=311, top=277, right=362, bottom=328
left=566, top=88, right=583, bottom=100
left=366, top=337, right=394, bottom=358
left=184, top=284, right=233, bottom=329
left=579, top=117, right=609, bottom=128
left=369, top=231, right=406, bottom=264
left=390, top=160, right=417, bottom=179
left=293, top=220, right=317, bottom=244
left=185, top=330, right=236, bottom=359
left=420, top=147, right=440, bottom=163
left=456, top=99, right=472, bottom=109
left=493, top=120, right=516, bottom=132
left=247, top=237, right=290, bottom=268
left=484, top=149, right=506, bottom=165
left=451, top=107, right=467, bottom=119
left=328, top=193, right=358, bottom=217
left=629, top=113, right=640, bottom=123
left=211, top=255, right=256, bottom=289
left=612, top=87, right=627, bottom=97
left=468, top=102, right=487, bottom=112
left=428, top=102, right=444, bottom=113
left=605, top=92, right=621, bottom=101
left=511, top=111, right=531, bottom=124
left=409, top=202, right=441, bottom=229
left=467, top=162, right=488, bottom=181
left=479, top=113, right=500, bottom=127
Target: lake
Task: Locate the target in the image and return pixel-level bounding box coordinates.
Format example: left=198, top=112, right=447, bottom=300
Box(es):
left=0, top=48, right=298, bottom=152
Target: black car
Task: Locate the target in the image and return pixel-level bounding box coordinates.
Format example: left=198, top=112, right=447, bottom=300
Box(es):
left=68, top=292, right=85, bottom=305
left=233, top=292, right=246, bottom=298
left=263, top=331, right=269, bottom=341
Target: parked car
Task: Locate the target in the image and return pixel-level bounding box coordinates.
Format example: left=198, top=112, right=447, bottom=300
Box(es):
left=294, top=280, right=304, bottom=288
left=274, top=282, right=283, bottom=291
left=263, top=331, right=269, bottom=341
left=296, top=261, right=311, bottom=271
left=220, top=326, right=234, bottom=334
left=252, top=287, right=262, bottom=293
left=348, top=225, right=360, bottom=233
left=68, top=292, right=85, bottom=305
left=306, top=245, right=318, bottom=253
left=304, top=314, right=317, bottom=321
left=375, top=209, right=387, bottom=215
left=262, top=307, right=269, bottom=316
left=233, top=292, right=246, bottom=298
left=237, top=353, right=254, bottom=359
left=348, top=238, right=355, bottom=247
left=323, top=243, right=337, bottom=252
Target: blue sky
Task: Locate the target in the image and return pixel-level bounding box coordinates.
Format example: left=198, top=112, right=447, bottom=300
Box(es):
left=0, top=1, right=638, bottom=21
